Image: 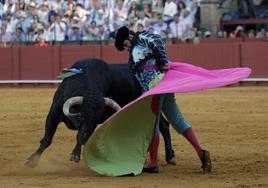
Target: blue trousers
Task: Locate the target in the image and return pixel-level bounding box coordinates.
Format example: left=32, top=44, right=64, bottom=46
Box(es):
left=155, top=93, right=191, bottom=135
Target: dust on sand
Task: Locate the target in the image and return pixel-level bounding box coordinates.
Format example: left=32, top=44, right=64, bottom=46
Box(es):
left=0, top=86, right=267, bottom=188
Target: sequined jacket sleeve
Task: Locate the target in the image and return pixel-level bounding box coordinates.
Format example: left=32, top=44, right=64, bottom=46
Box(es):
left=136, top=32, right=169, bottom=66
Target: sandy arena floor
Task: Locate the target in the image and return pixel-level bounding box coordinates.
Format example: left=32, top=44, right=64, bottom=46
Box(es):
left=0, top=86, right=267, bottom=188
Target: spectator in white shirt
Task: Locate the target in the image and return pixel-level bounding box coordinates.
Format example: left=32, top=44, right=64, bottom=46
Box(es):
left=153, top=16, right=168, bottom=35
left=4, top=14, right=18, bottom=35
left=83, top=20, right=99, bottom=41
left=42, top=22, right=51, bottom=41
left=256, top=28, right=266, bottom=39
left=152, top=0, right=164, bottom=15
left=3, top=0, right=16, bottom=14
left=0, top=3, right=3, bottom=17
left=48, top=14, right=66, bottom=41
left=100, top=3, right=110, bottom=20
left=189, top=0, right=201, bottom=28
left=11, top=24, right=27, bottom=42
left=122, top=0, right=132, bottom=10
left=177, top=0, right=186, bottom=16
left=35, top=0, right=44, bottom=9
left=179, top=8, right=194, bottom=30
left=37, top=1, right=49, bottom=23
left=27, top=1, right=37, bottom=19
left=114, top=0, right=128, bottom=22
left=108, top=22, right=119, bottom=40
left=74, top=3, right=87, bottom=22
left=169, top=14, right=184, bottom=39
left=163, top=0, right=177, bottom=24
left=84, top=11, right=92, bottom=26
left=27, top=27, right=37, bottom=42
left=0, top=20, right=12, bottom=43
left=136, top=11, right=149, bottom=27
left=95, top=9, right=105, bottom=27
left=16, top=12, right=28, bottom=33
left=98, top=24, right=110, bottom=40
left=68, top=24, right=82, bottom=41
left=183, top=0, right=192, bottom=8
left=128, top=0, right=139, bottom=19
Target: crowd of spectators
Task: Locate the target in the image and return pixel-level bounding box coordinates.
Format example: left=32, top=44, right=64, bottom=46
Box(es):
left=1, top=0, right=267, bottom=47
left=0, top=0, right=202, bottom=45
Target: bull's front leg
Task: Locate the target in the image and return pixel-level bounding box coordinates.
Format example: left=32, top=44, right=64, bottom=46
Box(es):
left=68, top=98, right=101, bottom=163
left=69, top=141, right=81, bottom=163
left=68, top=121, right=98, bottom=163
left=25, top=110, right=61, bottom=168
left=63, top=118, right=82, bottom=163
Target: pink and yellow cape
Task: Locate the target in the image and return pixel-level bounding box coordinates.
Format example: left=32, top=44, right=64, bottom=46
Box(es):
left=83, top=62, right=251, bottom=176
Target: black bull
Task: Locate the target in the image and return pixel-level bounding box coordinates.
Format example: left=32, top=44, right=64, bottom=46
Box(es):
left=25, top=58, right=175, bottom=168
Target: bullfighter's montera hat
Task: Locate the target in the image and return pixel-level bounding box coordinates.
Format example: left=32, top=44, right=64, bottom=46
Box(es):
left=115, top=26, right=129, bottom=51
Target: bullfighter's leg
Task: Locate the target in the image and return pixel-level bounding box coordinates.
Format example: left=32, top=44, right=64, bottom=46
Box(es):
left=25, top=109, right=61, bottom=168
left=161, top=93, right=212, bottom=172
left=144, top=95, right=160, bottom=172
left=159, top=113, right=176, bottom=165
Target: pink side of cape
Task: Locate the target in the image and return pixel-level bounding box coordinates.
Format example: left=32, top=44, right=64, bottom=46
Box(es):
left=119, top=62, right=251, bottom=112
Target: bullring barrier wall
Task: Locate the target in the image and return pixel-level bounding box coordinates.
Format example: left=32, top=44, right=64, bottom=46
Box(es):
left=0, top=41, right=268, bottom=82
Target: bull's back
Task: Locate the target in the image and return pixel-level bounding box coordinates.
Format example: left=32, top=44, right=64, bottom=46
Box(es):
left=71, top=58, right=109, bottom=76
left=54, top=59, right=110, bottom=103
left=55, top=59, right=141, bottom=108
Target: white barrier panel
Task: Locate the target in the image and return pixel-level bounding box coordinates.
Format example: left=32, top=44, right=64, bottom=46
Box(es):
left=0, top=80, right=62, bottom=84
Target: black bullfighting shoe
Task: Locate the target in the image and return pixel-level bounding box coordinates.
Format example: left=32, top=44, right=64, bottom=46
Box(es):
left=142, top=166, right=159, bottom=173
left=201, top=150, right=212, bottom=173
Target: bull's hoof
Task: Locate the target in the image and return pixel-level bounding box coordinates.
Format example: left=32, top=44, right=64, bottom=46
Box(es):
left=69, top=153, right=80, bottom=163
left=167, top=155, right=177, bottom=165
left=24, top=153, right=41, bottom=168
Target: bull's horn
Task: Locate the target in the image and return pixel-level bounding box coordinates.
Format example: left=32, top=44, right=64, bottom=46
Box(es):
left=104, top=97, right=121, bottom=111
left=63, top=96, right=83, bottom=117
